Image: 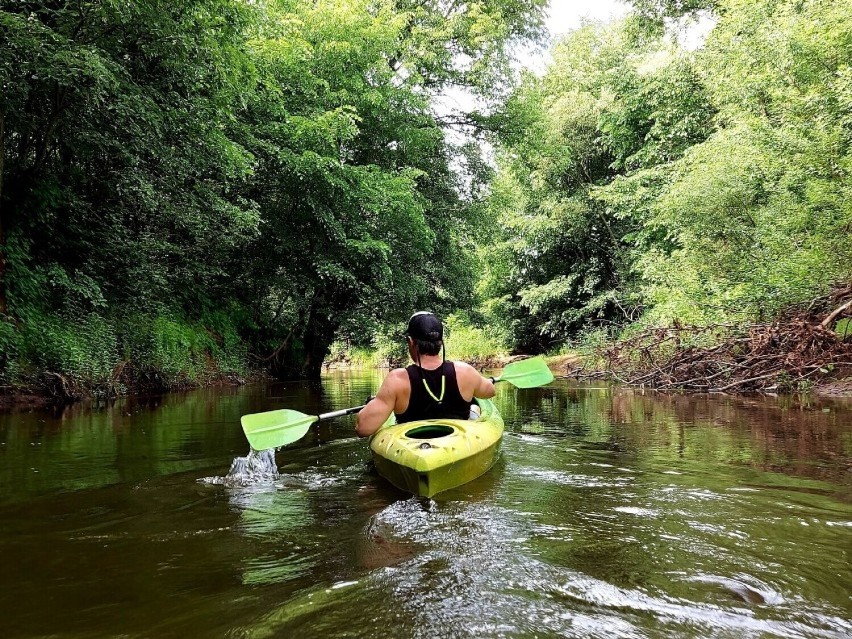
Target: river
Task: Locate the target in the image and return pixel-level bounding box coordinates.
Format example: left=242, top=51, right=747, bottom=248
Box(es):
left=1, top=372, right=850, bottom=638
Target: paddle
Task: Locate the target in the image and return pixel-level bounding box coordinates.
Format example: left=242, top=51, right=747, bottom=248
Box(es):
left=491, top=356, right=554, bottom=388
left=241, top=404, right=366, bottom=452
left=241, top=357, right=554, bottom=451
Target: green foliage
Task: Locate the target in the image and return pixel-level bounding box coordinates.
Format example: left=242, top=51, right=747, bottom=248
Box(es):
left=15, top=312, right=118, bottom=391
left=118, top=311, right=248, bottom=387
left=481, top=18, right=714, bottom=351
left=327, top=312, right=508, bottom=368
left=1, top=0, right=260, bottom=309
left=0, top=308, right=248, bottom=394
left=223, top=0, right=547, bottom=378
left=480, top=0, right=852, bottom=352
left=836, top=319, right=852, bottom=342
left=641, top=0, right=852, bottom=322
left=0, top=0, right=547, bottom=390
left=631, top=0, right=718, bottom=22
left=444, top=313, right=508, bottom=362
left=0, top=315, right=19, bottom=382
left=122, top=315, right=212, bottom=386
left=331, top=344, right=381, bottom=369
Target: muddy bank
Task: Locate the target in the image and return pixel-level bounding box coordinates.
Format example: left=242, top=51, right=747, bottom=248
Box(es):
left=814, top=377, right=852, bottom=397
left=0, top=368, right=266, bottom=412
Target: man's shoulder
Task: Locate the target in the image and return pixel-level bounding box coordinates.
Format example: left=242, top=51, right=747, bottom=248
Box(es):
left=376, top=367, right=410, bottom=402
left=452, top=360, right=480, bottom=378
left=386, top=367, right=410, bottom=384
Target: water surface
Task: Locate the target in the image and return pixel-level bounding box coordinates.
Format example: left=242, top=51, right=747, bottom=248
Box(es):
left=1, top=374, right=850, bottom=637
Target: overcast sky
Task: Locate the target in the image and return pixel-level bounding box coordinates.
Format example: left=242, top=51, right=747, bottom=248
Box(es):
left=516, top=0, right=631, bottom=72
left=437, top=1, right=631, bottom=113
left=546, top=0, right=631, bottom=38
left=525, top=1, right=713, bottom=70
left=437, top=1, right=713, bottom=132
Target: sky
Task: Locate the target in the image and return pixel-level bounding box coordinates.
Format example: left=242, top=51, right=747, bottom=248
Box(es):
left=435, top=1, right=632, bottom=117
left=436, top=1, right=715, bottom=138
left=546, top=0, right=631, bottom=38
left=518, top=0, right=632, bottom=73
left=529, top=1, right=714, bottom=69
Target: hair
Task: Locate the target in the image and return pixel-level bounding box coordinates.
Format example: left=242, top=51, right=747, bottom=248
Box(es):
left=411, top=336, right=442, bottom=356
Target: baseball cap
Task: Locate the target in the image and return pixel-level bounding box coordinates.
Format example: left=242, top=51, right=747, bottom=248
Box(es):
left=405, top=311, right=443, bottom=341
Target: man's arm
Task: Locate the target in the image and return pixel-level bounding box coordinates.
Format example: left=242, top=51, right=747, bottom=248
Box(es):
left=456, top=361, right=496, bottom=399
left=355, top=369, right=405, bottom=438
left=474, top=371, right=496, bottom=399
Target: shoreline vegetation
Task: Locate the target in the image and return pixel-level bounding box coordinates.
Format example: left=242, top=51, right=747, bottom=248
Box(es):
left=3, top=288, right=849, bottom=410
left=568, top=286, right=852, bottom=397
left=2, top=1, right=851, bottom=409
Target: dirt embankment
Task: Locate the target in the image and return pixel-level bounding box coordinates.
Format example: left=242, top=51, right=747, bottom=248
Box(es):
left=0, top=366, right=264, bottom=411
left=814, top=378, right=852, bottom=397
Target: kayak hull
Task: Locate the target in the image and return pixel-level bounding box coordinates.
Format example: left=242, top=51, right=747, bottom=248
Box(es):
left=369, top=399, right=503, bottom=498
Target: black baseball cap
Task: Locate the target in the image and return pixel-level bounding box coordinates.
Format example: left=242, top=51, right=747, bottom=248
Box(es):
left=405, top=311, right=443, bottom=341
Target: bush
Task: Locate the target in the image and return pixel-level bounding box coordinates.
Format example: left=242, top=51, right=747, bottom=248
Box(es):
left=0, top=305, right=250, bottom=396
left=120, top=312, right=248, bottom=388
left=15, top=311, right=119, bottom=394
left=0, top=315, right=21, bottom=385
left=444, top=313, right=508, bottom=363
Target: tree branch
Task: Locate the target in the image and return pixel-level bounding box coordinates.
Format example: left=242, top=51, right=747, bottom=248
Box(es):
left=820, top=298, right=852, bottom=329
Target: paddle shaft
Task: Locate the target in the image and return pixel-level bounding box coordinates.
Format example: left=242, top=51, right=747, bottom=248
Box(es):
left=317, top=404, right=366, bottom=421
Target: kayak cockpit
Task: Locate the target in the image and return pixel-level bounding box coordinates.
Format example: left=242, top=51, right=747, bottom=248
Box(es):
left=404, top=424, right=455, bottom=439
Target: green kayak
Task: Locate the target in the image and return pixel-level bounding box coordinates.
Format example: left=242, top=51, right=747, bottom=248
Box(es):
left=369, top=399, right=504, bottom=498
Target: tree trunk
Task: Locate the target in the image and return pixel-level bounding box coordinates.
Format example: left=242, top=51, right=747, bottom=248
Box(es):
left=0, top=107, right=6, bottom=316
left=299, top=313, right=336, bottom=379
left=268, top=299, right=339, bottom=380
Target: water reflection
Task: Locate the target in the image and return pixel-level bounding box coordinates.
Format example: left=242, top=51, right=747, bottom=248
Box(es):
left=503, top=385, right=852, bottom=485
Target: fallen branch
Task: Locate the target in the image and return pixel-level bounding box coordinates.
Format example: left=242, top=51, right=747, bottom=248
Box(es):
left=710, top=372, right=780, bottom=392
left=820, top=299, right=852, bottom=329
left=568, top=284, right=852, bottom=394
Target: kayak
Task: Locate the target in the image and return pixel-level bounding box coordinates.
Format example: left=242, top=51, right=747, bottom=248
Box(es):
left=369, top=399, right=504, bottom=498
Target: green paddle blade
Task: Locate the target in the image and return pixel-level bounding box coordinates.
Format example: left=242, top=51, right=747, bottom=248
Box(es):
left=241, top=409, right=319, bottom=451
left=496, top=357, right=554, bottom=388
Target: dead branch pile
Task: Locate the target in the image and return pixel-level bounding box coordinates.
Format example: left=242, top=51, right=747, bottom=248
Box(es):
left=568, top=286, right=852, bottom=393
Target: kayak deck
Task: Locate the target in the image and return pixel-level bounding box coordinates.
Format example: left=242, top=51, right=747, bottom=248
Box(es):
left=369, top=399, right=504, bottom=498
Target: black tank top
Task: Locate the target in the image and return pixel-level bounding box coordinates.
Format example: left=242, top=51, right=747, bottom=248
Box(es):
left=395, top=362, right=472, bottom=423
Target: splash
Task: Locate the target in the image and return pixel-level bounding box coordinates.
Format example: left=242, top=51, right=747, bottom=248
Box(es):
left=198, top=448, right=280, bottom=487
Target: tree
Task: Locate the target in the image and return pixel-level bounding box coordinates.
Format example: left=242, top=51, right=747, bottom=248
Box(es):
left=233, top=0, right=548, bottom=377
left=481, top=17, right=714, bottom=350
left=639, top=0, right=852, bottom=322
left=0, top=0, right=549, bottom=386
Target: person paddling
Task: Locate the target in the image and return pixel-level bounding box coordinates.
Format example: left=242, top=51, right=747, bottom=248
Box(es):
left=355, top=312, right=496, bottom=437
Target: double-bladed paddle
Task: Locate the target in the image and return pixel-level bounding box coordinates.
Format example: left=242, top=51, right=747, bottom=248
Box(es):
left=241, top=356, right=554, bottom=451
left=490, top=356, right=554, bottom=388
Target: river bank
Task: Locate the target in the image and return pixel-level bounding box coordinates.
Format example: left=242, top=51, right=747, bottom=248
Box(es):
left=0, top=367, right=264, bottom=412
left=0, top=352, right=570, bottom=411
left=3, top=331, right=850, bottom=413
left=562, top=291, right=852, bottom=399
